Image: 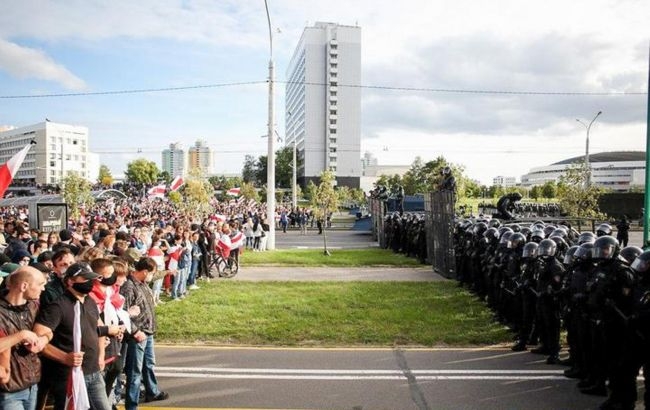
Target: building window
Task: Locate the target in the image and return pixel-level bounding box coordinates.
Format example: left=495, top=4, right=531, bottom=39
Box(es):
left=50, top=161, right=55, bottom=167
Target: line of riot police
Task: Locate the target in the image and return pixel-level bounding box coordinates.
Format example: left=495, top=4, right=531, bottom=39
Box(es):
left=454, top=218, right=650, bottom=409
left=382, top=212, right=428, bottom=263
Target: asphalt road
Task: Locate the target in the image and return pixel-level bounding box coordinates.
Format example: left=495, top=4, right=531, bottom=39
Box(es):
left=146, top=346, right=610, bottom=410
left=271, top=228, right=376, bottom=249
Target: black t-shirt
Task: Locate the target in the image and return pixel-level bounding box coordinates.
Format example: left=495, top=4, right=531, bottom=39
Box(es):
left=36, top=291, right=101, bottom=376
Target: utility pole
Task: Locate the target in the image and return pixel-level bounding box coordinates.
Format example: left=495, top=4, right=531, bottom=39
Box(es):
left=292, top=140, right=297, bottom=210
left=264, top=0, right=276, bottom=250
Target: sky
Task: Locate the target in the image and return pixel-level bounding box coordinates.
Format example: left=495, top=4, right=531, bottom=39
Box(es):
left=0, top=0, right=647, bottom=186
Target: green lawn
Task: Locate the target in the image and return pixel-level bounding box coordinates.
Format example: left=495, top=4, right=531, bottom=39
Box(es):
left=156, top=281, right=511, bottom=347
left=240, top=248, right=423, bottom=267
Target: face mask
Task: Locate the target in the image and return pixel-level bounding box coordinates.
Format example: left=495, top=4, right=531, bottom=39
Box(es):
left=72, top=280, right=94, bottom=295
left=101, top=273, right=117, bottom=286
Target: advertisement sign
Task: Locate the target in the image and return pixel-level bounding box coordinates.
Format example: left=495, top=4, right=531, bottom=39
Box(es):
left=35, top=204, right=68, bottom=233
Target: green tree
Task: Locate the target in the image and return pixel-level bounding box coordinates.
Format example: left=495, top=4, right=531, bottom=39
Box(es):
left=178, top=168, right=214, bottom=218
left=541, top=181, right=557, bottom=199
left=557, top=162, right=604, bottom=218
left=275, top=146, right=294, bottom=188
left=61, top=173, right=95, bottom=220
left=310, top=171, right=339, bottom=255
left=159, top=170, right=171, bottom=184
left=168, top=190, right=182, bottom=205
left=125, top=158, right=160, bottom=185
left=97, top=164, right=113, bottom=186
left=241, top=182, right=260, bottom=202
left=242, top=155, right=257, bottom=184
left=530, top=185, right=541, bottom=200
left=304, top=180, right=317, bottom=202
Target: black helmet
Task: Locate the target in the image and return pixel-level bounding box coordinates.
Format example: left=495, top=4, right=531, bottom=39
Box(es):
left=509, top=233, right=527, bottom=250
left=550, top=229, right=567, bottom=239
left=520, top=227, right=532, bottom=240
left=577, top=231, right=596, bottom=245
left=484, top=227, right=500, bottom=243
left=498, top=226, right=513, bottom=237
left=488, top=219, right=502, bottom=229
left=631, top=250, right=650, bottom=276
left=549, top=235, right=568, bottom=250
left=596, top=223, right=613, bottom=237
left=592, top=235, right=620, bottom=260
left=574, top=243, right=595, bottom=261
left=537, top=239, right=557, bottom=258
left=543, top=225, right=556, bottom=237
left=563, top=245, right=580, bottom=265
left=473, top=222, right=488, bottom=237
left=522, top=242, right=539, bottom=259
left=442, top=166, right=452, bottom=175
left=499, top=231, right=514, bottom=248
left=620, top=246, right=643, bottom=265
left=531, top=229, right=545, bottom=243
left=509, top=224, right=521, bottom=233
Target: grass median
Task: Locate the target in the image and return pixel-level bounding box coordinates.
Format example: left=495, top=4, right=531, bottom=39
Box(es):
left=156, top=281, right=511, bottom=347
left=240, top=248, right=422, bottom=266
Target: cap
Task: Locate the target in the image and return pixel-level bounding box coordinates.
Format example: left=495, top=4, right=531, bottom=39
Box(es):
left=0, top=263, right=20, bottom=277
left=123, top=248, right=142, bottom=265
left=64, top=262, right=101, bottom=280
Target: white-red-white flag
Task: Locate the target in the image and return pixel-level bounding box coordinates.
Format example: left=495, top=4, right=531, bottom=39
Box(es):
left=147, top=184, right=166, bottom=199
left=226, top=187, right=241, bottom=196
left=169, top=175, right=184, bottom=192
left=0, top=141, right=36, bottom=198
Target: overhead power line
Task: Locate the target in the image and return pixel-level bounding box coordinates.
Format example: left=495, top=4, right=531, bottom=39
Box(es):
left=0, top=79, right=645, bottom=99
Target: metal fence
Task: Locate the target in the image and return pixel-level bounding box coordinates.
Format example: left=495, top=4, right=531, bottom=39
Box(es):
left=425, top=191, right=456, bottom=278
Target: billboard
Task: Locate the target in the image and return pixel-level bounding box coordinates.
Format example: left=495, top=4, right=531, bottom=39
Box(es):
left=29, top=202, right=68, bottom=233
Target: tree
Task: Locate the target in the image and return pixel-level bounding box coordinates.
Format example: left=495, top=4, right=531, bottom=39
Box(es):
left=178, top=168, right=215, bottom=219
left=557, top=162, right=604, bottom=218
left=159, top=170, right=171, bottom=184
left=242, top=155, right=257, bottom=184
left=240, top=182, right=260, bottom=203
left=275, top=146, right=294, bottom=188
left=97, top=164, right=113, bottom=186
left=541, top=181, right=557, bottom=200
left=530, top=185, right=541, bottom=200
left=168, top=190, right=182, bottom=205
left=310, top=171, right=339, bottom=255
left=125, top=158, right=160, bottom=185
left=61, top=173, right=95, bottom=220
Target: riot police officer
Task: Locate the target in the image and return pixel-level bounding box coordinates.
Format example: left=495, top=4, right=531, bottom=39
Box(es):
left=512, top=241, right=540, bottom=351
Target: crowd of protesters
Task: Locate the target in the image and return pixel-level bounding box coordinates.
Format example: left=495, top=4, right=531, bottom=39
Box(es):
left=0, top=186, right=315, bottom=410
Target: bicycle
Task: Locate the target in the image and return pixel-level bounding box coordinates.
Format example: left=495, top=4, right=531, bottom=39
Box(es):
left=208, top=248, right=239, bottom=278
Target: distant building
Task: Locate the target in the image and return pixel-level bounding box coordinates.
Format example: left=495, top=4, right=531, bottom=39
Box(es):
left=361, top=151, right=378, bottom=175
left=161, top=142, right=186, bottom=178
left=285, top=22, right=362, bottom=188
left=188, top=139, right=213, bottom=175
left=0, top=121, right=93, bottom=185
left=521, top=151, right=645, bottom=191
left=492, top=176, right=517, bottom=188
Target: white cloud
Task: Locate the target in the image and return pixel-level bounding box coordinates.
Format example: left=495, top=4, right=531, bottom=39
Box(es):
left=0, top=39, right=86, bottom=90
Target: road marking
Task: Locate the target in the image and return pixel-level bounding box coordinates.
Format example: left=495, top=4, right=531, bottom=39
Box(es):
left=155, top=367, right=569, bottom=381
left=156, top=345, right=513, bottom=351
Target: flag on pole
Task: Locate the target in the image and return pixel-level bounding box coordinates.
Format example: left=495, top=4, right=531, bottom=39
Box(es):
left=0, top=141, right=36, bottom=198
left=64, top=301, right=90, bottom=410
left=147, top=184, right=166, bottom=199
left=226, top=187, right=241, bottom=196
left=169, top=175, right=184, bottom=192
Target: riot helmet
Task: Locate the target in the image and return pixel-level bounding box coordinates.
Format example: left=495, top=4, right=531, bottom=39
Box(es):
left=592, top=235, right=620, bottom=261
left=620, top=246, right=643, bottom=265
left=522, top=242, right=539, bottom=259
left=509, top=224, right=521, bottom=233
left=472, top=222, right=488, bottom=237
left=498, top=226, right=513, bottom=237
left=596, top=223, right=613, bottom=237
left=520, top=227, right=532, bottom=240
left=577, top=231, right=596, bottom=245
left=574, top=243, right=595, bottom=261
left=508, top=232, right=527, bottom=250
left=631, top=250, right=650, bottom=278
left=563, top=245, right=580, bottom=266
left=442, top=166, right=452, bottom=175
left=537, top=239, right=557, bottom=258
left=543, top=225, right=556, bottom=238
left=484, top=227, right=500, bottom=244
left=488, top=219, right=502, bottom=229
left=531, top=229, right=545, bottom=243
left=499, top=231, right=514, bottom=248
left=550, top=229, right=567, bottom=239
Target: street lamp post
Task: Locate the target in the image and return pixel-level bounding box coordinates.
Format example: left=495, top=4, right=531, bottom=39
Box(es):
left=264, top=0, right=276, bottom=250
left=576, top=110, right=602, bottom=187
left=292, top=140, right=297, bottom=210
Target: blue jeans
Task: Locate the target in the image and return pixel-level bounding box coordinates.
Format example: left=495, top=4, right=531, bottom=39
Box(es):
left=50, top=370, right=111, bottom=410
left=124, top=334, right=161, bottom=410
left=188, top=259, right=199, bottom=286
left=0, top=384, right=38, bottom=410
left=172, top=267, right=188, bottom=298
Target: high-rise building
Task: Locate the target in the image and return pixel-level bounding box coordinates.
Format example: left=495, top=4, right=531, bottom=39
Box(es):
left=161, top=142, right=186, bottom=178
left=0, top=121, right=93, bottom=185
left=285, top=22, right=361, bottom=188
left=492, top=176, right=517, bottom=188
left=188, top=139, right=213, bottom=175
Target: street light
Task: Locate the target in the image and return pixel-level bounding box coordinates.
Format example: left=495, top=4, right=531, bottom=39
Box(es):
left=576, top=110, right=602, bottom=187
left=264, top=0, right=276, bottom=250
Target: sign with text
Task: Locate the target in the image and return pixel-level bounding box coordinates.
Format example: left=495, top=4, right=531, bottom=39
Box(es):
left=35, top=204, right=68, bottom=233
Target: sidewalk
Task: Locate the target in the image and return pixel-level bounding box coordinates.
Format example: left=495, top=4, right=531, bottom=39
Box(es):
left=232, top=266, right=446, bottom=281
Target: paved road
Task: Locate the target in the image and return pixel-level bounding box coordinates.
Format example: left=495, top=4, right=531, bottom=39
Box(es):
left=146, top=346, right=610, bottom=410
left=272, top=228, right=376, bottom=249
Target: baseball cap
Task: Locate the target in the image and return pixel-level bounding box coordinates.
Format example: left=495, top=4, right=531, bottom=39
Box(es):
left=64, top=262, right=101, bottom=280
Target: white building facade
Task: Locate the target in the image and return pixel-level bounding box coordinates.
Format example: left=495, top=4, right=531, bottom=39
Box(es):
left=492, top=175, right=517, bottom=188
left=521, top=151, right=645, bottom=191
left=285, top=22, right=361, bottom=188
left=0, top=121, right=92, bottom=185
left=188, top=139, right=213, bottom=176
left=161, top=142, right=186, bottom=178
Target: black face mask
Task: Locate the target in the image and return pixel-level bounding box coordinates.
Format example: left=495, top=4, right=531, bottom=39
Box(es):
left=72, top=280, right=94, bottom=295
left=100, top=273, right=117, bottom=286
